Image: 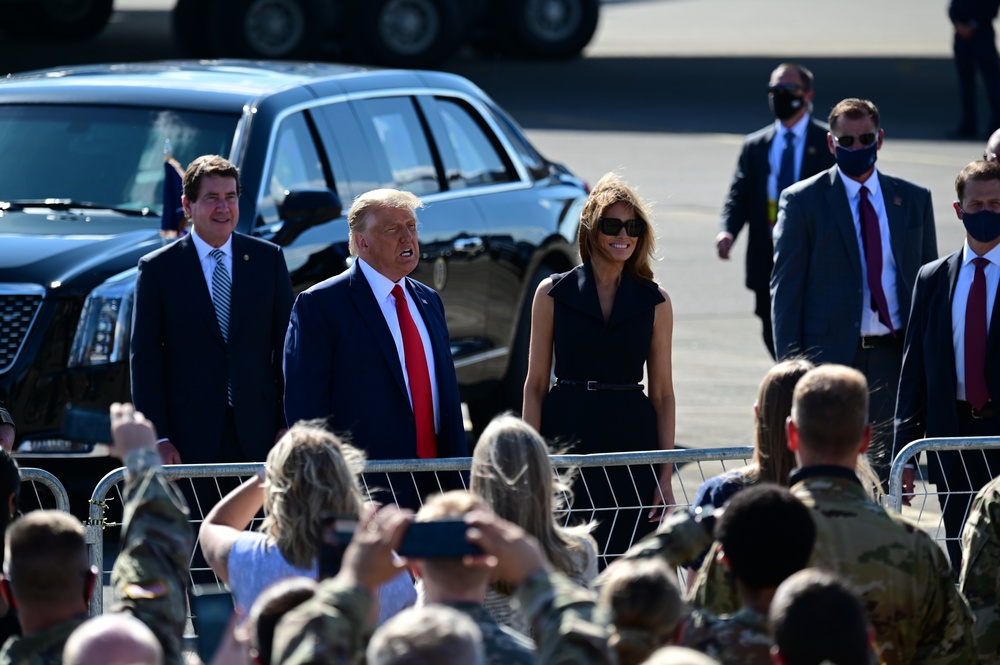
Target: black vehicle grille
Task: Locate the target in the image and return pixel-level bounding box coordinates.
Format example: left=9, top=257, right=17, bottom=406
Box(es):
left=0, top=292, right=43, bottom=373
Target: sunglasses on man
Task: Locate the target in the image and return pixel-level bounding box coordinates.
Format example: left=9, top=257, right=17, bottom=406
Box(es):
left=599, top=217, right=646, bottom=237
left=831, top=132, right=878, bottom=148
left=767, top=84, right=802, bottom=94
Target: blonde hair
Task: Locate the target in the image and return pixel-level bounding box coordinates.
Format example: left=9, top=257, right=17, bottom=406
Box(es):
left=261, top=420, right=366, bottom=569
left=599, top=558, right=685, bottom=665
left=347, top=188, right=423, bottom=256
left=745, top=359, right=814, bottom=486
left=470, top=414, right=593, bottom=593
left=415, top=491, right=487, bottom=589
left=578, top=172, right=656, bottom=281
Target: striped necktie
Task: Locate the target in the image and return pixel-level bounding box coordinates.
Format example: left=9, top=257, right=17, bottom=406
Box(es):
left=210, top=248, right=233, bottom=404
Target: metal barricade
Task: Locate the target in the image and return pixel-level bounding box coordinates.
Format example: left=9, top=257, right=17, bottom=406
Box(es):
left=87, top=447, right=754, bottom=615
left=19, top=467, right=71, bottom=513
left=887, top=436, right=1000, bottom=564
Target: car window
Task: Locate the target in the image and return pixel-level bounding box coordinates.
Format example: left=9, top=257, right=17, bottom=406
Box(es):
left=257, top=112, right=328, bottom=226
left=354, top=97, right=441, bottom=196
left=485, top=104, right=550, bottom=181
left=0, top=105, right=236, bottom=213
left=431, top=97, right=515, bottom=190
left=311, top=101, right=381, bottom=204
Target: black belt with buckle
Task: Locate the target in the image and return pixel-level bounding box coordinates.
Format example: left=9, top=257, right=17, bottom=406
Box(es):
left=555, top=379, right=644, bottom=392
left=957, top=400, right=996, bottom=419
left=860, top=334, right=900, bottom=350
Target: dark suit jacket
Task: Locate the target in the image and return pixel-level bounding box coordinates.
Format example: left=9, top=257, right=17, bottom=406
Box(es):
left=771, top=167, right=938, bottom=364
left=894, top=250, right=1000, bottom=483
left=130, top=233, right=293, bottom=463
left=283, top=262, right=468, bottom=462
left=721, top=116, right=834, bottom=292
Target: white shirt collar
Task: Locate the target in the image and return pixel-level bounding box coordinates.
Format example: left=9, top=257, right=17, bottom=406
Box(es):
left=358, top=258, right=406, bottom=302
left=839, top=167, right=881, bottom=199
left=190, top=228, right=234, bottom=262
left=962, top=238, right=1000, bottom=267
left=773, top=113, right=810, bottom=141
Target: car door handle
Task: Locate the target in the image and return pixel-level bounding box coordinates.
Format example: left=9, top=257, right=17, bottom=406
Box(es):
left=453, top=237, right=484, bottom=254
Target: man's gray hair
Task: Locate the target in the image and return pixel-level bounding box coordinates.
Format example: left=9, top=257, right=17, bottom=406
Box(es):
left=366, top=605, right=484, bottom=665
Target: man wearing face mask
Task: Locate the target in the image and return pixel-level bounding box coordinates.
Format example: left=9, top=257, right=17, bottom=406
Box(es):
left=894, top=159, right=1000, bottom=574
left=771, top=98, right=938, bottom=485
left=716, top=63, right=835, bottom=359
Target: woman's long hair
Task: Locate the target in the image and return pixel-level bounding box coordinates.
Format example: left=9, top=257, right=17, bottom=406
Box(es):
left=471, top=414, right=593, bottom=592
left=261, top=421, right=365, bottom=569
left=745, top=359, right=814, bottom=486
left=578, top=171, right=657, bottom=282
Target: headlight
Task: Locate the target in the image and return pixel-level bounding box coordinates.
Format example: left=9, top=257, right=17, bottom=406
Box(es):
left=68, top=268, right=137, bottom=367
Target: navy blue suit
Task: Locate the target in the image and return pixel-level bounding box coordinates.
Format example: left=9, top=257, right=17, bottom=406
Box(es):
left=283, top=262, right=468, bottom=507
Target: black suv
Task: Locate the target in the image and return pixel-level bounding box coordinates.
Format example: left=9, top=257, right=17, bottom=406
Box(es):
left=0, top=60, right=586, bottom=507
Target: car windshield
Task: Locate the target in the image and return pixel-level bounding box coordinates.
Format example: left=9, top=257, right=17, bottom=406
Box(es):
left=0, top=105, right=238, bottom=214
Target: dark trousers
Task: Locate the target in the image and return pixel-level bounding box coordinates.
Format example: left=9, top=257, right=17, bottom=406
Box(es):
left=955, top=24, right=1000, bottom=133
left=934, top=411, right=1000, bottom=575
left=753, top=284, right=776, bottom=360
left=852, top=340, right=903, bottom=487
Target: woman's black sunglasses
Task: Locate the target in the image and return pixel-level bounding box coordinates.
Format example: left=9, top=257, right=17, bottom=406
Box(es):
left=598, top=217, right=646, bottom=237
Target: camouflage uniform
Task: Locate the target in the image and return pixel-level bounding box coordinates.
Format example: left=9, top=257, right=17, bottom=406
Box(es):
left=0, top=617, right=85, bottom=665
left=690, top=465, right=976, bottom=665
left=677, top=608, right=771, bottom=665
left=442, top=601, right=537, bottom=665
left=959, top=473, right=1000, bottom=665
left=110, top=447, right=193, bottom=665
left=272, top=570, right=613, bottom=665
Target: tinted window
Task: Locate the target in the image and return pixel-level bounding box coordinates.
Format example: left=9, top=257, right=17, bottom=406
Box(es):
left=257, top=112, right=328, bottom=226
left=355, top=97, right=440, bottom=196
left=311, top=101, right=382, bottom=204
left=0, top=105, right=237, bottom=213
left=433, top=97, right=515, bottom=189
left=486, top=105, right=550, bottom=181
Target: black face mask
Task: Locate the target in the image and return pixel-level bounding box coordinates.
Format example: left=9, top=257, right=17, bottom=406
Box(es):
left=962, top=209, right=1000, bottom=243
left=769, top=90, right=804, bottom=121
left=835, top=142, right=878, bottom=178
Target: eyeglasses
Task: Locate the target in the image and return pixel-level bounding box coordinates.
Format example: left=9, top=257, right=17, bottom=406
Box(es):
left=768, top=84, right=802, bottom=94
left=832, top=132, right=878, bottom=148
left=598, top=217, right=646, bottom=237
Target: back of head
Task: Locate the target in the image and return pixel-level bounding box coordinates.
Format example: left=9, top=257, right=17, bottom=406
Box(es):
left=366, top=605, right=484, bottom=665
left=63, top=613, right=163, bottom=665
left=827, top=98, right=880, bottom=132
left=5, top=510, right=89, bottom=607
left=470, top=414, right=585, bottom=576
left=713, top=484, right=815, bottom=590
left=790, top=365, right=869, bottom=459
left=955, top=159, right=1000, bottom=202
left=751, top=359, right=814, bottom=485
left=414, top=490, right=486, bottom=591
left=599, top=558, right=685, bottom=665
left=769, top=568, right=871, bottom=665
left=641, top=645, right=721, bottom=665
left=262, top=420, right=365, bottom=569
left=247, top=576, right=317, bottom=665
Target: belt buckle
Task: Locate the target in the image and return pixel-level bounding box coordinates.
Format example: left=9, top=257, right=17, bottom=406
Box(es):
left=587, top=381, right=598, bottom=391
left=861, top=336, right=876, bottom=349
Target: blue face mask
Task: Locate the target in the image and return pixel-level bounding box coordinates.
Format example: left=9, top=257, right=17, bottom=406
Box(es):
left=835, top=142, right=878, bottom=178
left=962, top=208, right=1000, bottom=243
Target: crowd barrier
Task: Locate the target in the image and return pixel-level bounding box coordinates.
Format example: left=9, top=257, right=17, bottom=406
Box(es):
left=85, top=447, right=754, bottom=615
left=19, top=467, right=70, bottom=513
left=886, top=436, right=1000, bottom=565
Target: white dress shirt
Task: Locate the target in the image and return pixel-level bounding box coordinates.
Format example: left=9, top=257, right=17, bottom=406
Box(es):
left=953, top=241, right=1000, bottom=400
left=839, top=168, right=902, bottom=336
left=190, top=228, right=234, bottom=300
left=358, top=258, right=441, bottom=431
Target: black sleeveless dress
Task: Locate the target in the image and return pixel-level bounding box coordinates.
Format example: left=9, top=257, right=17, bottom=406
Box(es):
left=540, top=262, right=666, bottom=564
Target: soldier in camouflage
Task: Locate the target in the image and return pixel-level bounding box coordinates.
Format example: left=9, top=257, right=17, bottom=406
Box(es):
left=689, top=365, right=976, bottom=665
left=959, top=472, right=1000, bottom=664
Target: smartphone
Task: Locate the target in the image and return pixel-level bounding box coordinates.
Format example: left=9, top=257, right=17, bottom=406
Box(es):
left=318, top=516, right=358, bottom=580
left=397, top=518, right=482, bottom=558
left=189, top=584, right=235, bottom=662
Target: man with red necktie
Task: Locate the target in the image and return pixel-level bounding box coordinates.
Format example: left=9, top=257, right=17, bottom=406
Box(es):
left=283, top=189, right=468, bottom=509
left=895, top=159, right=1000, bottom=573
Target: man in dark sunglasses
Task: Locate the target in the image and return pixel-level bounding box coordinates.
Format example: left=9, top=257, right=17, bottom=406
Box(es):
left=716, top=63, right=834, bottom=359
left=771, top=97, right=938, bottom=487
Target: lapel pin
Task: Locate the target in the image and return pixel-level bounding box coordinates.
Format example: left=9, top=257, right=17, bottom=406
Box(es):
left=893, top=196, right=902, bottom=206
left=243, top=254, right=249, bottom=261
left=421, top=298, right=428, bottom=305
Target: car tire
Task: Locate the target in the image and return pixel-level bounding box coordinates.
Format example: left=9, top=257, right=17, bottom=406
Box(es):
left=504, top=0, right=599, bottom=59
left=173, top=0, right=215, bottom=58
left=0, top=0, right=114, bottom=40
left=349, top=0, right=465, bottom=69
left=206, top=0, right=330, bottom=60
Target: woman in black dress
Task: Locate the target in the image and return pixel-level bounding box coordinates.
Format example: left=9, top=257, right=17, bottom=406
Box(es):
left=522, top=172, right=675, bottom=564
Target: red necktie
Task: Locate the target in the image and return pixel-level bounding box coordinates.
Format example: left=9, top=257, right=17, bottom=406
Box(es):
left=859, top=186, right=895, bottom=335
left=965, top=257, right=991, bottom=410
left=392, top=284, right=437, bottom=458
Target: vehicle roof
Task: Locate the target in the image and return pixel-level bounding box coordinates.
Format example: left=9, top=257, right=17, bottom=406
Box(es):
left=0, top=60, right=488, bottom=112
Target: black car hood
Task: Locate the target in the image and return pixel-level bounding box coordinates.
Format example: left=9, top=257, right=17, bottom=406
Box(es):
left=0, top=209, right=162, bottom=292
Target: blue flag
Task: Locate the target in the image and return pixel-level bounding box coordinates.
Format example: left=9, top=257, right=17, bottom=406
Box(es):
left=161, top=159, right=185, bottom=233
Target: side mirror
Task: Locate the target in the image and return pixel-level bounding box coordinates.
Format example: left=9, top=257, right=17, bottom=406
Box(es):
left=272, top=188, right=343, bottom=245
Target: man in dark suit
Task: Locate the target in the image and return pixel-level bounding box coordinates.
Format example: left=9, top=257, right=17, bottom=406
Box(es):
left=894, top=159, right=1000, bottom=572
left=716, top=63, right=835, bottom=359
left=771, top=98, right=938, bottom=483
left=130, top=155, right=294, bottom=465
left=283, top=189, right=468, bottom=509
